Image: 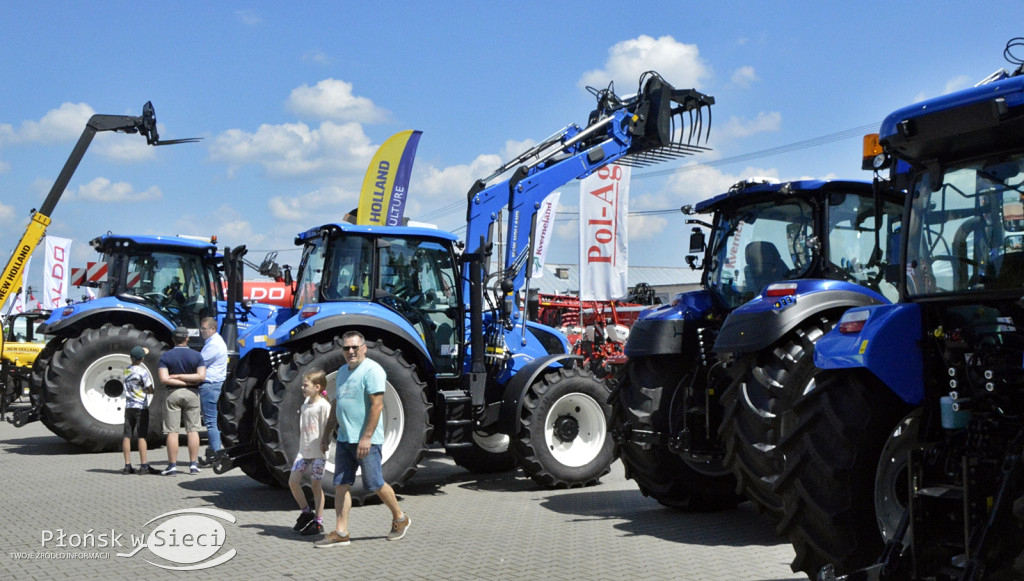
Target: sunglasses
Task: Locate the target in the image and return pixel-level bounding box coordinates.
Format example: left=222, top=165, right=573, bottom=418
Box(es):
left=342, top=345, right=364, bottom=352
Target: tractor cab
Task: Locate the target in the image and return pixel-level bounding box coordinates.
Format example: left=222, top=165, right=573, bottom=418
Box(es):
left=290, top=223, right=463, bottom=376
left=87, top=234, right=221, bottom=331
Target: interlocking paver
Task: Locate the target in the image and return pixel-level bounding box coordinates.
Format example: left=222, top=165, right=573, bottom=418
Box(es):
left=0, top=418, right=804, bottom=580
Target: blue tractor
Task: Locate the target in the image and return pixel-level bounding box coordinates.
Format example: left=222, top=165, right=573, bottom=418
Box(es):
left=611, top=178, right=903, bottom=512
left=23, top=234, right=284, bottom=452
left=790, top=41, right=1024, bottom=581
left=215, top=72, right=717, bottom=501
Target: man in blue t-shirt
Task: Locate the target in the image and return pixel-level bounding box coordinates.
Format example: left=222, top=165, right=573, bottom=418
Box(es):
left=314, top=331, right=410, bottom=548
left=158, top=326, right=206, bottom=476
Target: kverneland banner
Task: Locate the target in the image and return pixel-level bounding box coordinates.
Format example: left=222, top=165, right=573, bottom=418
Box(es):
left=579, top=164, right=629, bottom=301
left=43, top=236, right=72, bottom=309
left=531, top=191, right=560, bottom=279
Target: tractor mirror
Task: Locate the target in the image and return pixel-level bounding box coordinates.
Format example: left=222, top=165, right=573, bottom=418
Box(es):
left=688, top=227, right=706, bottom=254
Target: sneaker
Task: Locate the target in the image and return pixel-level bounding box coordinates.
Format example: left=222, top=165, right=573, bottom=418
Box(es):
left=190, top=464, right=201, bottom=475
left=300, top=521, right=324, bottom=537
left=138, top=464, right=151, bottom=475
left=160, top=465, right=178, bottom=476
left=121, top=465, right=135, bottom=475
left=293, top=511, right=315, bottom=532
left=196, top=448, right=218, bottom=468
left=386, top=514, right=410, bottom=541
left=313, top=530, right=350, bottom=548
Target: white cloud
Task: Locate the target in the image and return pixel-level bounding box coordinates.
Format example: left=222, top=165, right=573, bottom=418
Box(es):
left=665, top=163, right=781, bottom=208
left=286, top=79, right=390, bottom=123
left=944, top=75, right=972, bottom=95
left=718, top=112, right=783, bottom=141
left=209, top=120, right=376, bottom=179
left=68, top=177, right=163, bottom=203
left=578, top=35, right=711, bottom=92
left=235, top=10, right=261, bottom=26
left=414, top=153, right=504, bottom=200
left=0, top=201, right=14, bottom=223
left=13, top=103, right=95, bottom=144
left=731, top=66, right=759, bottom=88
left=303, top=50, right=331, bottom=65
left=93, top=132, right=158, bottom=162
left=267, top=185, right=356, bottom=223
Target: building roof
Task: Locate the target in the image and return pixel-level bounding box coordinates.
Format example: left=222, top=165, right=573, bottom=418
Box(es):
left=528, top=263, right=701, bottom=295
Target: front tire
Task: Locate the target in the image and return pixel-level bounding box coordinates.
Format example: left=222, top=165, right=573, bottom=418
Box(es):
left=719, top=315, right=835, bottom=519
left=613, top=355, right=741, bottom=510
left=257, top=338, right=432, bottom=503
left=511, top=365, right=615, bottom=488
left=774, top=368, right=910, bottom=578
left=218, top=356, right=278, bottom=486
left=43, top=324, right=166, bottom=452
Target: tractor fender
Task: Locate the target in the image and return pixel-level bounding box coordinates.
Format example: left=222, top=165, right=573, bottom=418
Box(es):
left=623, top=290, right=715, bottom=358
left=713, top=280, right=888, bottom=354
left=277, top=312, right=433, bottom=374
left=41, top=301, right=174, bottom=339
left=497, top=353, right=582, bottom=436
left=813, top=302, right=923, bottom=405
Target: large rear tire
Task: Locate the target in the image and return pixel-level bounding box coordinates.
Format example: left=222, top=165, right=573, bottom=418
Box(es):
left=719, top=315, right=836, bottom=519
left=43, top=324, right=166, bottom=452
left=774, top=368, right=910, bottom=578
left=257, top=338, right=432, bottom=504
left=217, top=356, right=278, bottom=486
left=613, top=355, right=741, bottom=510
left=511, top=366, right=615, bottom=488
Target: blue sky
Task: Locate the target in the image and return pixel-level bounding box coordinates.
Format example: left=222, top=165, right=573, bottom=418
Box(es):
left=2, top=2, right=1022, bottom=298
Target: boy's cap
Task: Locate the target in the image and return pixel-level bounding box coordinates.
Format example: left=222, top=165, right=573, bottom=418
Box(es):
left=172, top=326, right=189, bottom=341
left=130, top=346, right=147, bottom=360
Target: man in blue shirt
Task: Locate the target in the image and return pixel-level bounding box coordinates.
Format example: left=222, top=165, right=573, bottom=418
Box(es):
left=314, top=331, right=410, bottom=547
left=197, top=317, right=228, bottom=466
left=158, top=326, right=206, bottom=476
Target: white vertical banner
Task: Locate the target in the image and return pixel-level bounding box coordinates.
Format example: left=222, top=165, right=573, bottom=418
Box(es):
left=10, top=256, right=31, bottom=314
left=531, top=191, right=561, bottom=279
left=43, top=236, right=72, bottom=309
left=579, top=164, right=630, bottom=300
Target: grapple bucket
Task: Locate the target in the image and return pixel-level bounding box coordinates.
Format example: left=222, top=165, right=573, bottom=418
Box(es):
left=622, top=72, right=714, bottom=166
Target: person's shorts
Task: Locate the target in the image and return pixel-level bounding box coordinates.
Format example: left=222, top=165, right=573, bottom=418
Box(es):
left=333, top=443, right=385, bottom=491
left=163, top=388, right=201, bottom=433
left=291, top=456, right=326, bottom=481
left=123, top=407, right=149, bottom=439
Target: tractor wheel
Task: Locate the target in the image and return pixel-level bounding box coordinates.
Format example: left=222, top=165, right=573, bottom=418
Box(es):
left=31, top=339, right=65, bottom=438
left=217, top=357, right=278, bottom=486
left=510, top=365, right=615, bottom=488
left=43, top=324, right=166, bottom=452
left=257, top=338, right=432, bottom=504
left=719, top=314, right=836, bottom=519
left=448, top=431, right=516, bottom=474
left=775, top=368, right=910, bottom=578
left=614, top=355, right=741, bottom=510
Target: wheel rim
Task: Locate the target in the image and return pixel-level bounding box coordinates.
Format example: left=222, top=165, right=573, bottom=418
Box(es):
left=543, top=392, right=607, bottom=468
left=875, top=412, right=917, bottom=542
left=323, top=374, right=404, bottom=475
left=472, top=431, right=510, bottom=454
left=78, top=353, right=131, bottom=425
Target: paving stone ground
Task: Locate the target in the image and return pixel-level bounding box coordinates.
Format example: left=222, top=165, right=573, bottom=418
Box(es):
left=0, top=417, right=805, bottom=580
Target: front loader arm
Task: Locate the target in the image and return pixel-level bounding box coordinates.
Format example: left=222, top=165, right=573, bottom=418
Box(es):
left=462, top=72, right=714, bottom=322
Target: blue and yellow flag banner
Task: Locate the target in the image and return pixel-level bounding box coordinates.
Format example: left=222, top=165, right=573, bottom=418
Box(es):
left=356, top=130, right=422, bottom=226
